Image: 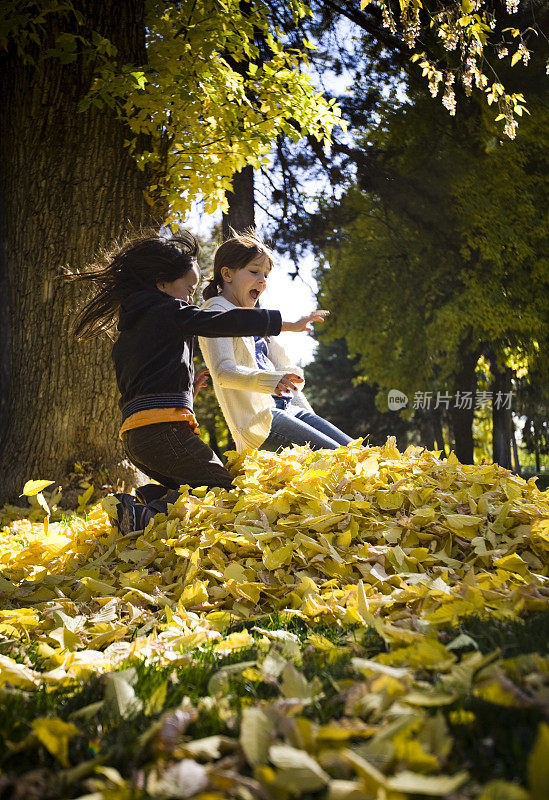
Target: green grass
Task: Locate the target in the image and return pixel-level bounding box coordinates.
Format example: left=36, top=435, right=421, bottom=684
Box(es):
left=0, top=613, right=547, bottom=798
left=441, top=611, right=549, bottom=656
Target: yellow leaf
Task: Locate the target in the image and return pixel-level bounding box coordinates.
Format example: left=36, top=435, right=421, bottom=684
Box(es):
left=359, top=455, right=379, bottom=476
left=493, top=553, right=530, bottom=577
left=280, top=663, right=313, bottom=700
left=342, top=749, right=387, bottom=794
left=21, top=479, right=54, bottom=496
left=529, top=722, right=549, bottom=800
left=0, top=654, right=41, bottom=689
left=240, top=706, right=274, bottom=766
left=263, top=542, right=293, bottom=570
left=477, top=780, right=529, bottom=800
left=269, top=743, right=330, bottom=792
left=412, top=506, right=436, bottom=524
left=145, top=680, right=167, bottom=716
left=376, top=491, right=404, bottom=510
left=179, top=580, right=209, bottom=608
left=32, top=717, right=80, bottom=767
left=77, top=484, right=94, bottom=508
left=213, top=630, right=254, bottom=653
left=445, top=514, right=484, bottom=533
left=511, top=50, right=522, bottom=66
left=386, top=771, right=468, bottom=795
left=393, top=725, right=439, bottom=773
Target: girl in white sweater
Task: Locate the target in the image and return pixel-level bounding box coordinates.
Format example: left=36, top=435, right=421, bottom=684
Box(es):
left=198, top=232, right=355, bottom=453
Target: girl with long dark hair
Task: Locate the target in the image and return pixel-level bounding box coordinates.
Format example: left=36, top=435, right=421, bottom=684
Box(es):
left=72, top=230, right=324, bottom=531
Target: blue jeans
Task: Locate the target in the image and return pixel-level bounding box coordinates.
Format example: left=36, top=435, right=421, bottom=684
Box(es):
left=261, top=405, right=353, bottom=451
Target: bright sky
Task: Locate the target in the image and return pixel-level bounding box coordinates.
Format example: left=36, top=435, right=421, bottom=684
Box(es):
left=260, top=252, right=320, bottom=367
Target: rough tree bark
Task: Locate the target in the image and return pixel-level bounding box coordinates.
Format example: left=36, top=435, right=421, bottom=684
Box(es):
left=222, top=166, right=255, bottom=237
left=0, top=2, right=161, bottom=503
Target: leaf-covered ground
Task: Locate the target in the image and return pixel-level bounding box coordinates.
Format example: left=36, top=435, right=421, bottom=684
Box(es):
left=0, top=440, right=548, bottom=800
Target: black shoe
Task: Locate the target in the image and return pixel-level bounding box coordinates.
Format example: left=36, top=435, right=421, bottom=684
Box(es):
left=114, top=493, right=155, bottom=535
left=136, top=483, right=169, bottom=505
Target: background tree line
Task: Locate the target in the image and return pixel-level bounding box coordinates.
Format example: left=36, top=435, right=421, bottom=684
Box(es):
left=254, top=2, right=549, bottom=476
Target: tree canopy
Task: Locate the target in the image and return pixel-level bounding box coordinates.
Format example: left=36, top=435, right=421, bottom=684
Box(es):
left=1, top=0, right=344, bottom=220
left=2, top=0, right=547, bottom=222
left=316, top=78, right=548, bottom=393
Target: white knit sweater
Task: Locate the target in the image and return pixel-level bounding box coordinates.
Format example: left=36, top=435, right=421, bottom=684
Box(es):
left=198, top=295, right=314, bottom=452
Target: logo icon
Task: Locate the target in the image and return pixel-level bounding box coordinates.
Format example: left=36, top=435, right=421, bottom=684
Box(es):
left=388, top=389, right=408, bottom=411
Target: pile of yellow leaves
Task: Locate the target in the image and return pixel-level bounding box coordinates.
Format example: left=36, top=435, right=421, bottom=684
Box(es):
left=0, top=439, right=548, bottom=799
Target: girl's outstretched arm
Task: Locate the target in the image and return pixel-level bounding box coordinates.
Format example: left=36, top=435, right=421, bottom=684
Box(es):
left=281, top=310, right=329, bottom=333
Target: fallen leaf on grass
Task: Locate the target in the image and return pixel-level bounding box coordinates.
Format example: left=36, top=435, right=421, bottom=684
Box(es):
left=32, top=717, right=80, bottom=768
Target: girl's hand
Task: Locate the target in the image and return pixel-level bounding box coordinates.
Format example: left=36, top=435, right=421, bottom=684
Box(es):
left=281, top=310, right=329, bottom=333
left=193, top=367, right=210, bottom=398
left=274, top=373, right=304, bottom=396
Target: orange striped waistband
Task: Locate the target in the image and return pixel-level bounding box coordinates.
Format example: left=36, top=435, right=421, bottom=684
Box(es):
left=119, top=407, right=200, bottom=439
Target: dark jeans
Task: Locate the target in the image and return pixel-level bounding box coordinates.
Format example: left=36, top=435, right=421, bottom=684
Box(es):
left=122, top=422, right=234, bottom=512
left=261, top=406, right=354, bottom=451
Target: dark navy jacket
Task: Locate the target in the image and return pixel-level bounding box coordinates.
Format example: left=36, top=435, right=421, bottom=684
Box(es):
left=112, top=289, right=282, bottom=421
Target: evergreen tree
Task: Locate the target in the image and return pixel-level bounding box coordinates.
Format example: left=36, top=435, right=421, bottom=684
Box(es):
left=304, top=337, right=411, bottom=449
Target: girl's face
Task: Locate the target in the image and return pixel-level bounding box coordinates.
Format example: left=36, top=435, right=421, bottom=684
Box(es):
left=157, top=263, right=200, bottom=304
left=221, top=254, right=271, bottom=307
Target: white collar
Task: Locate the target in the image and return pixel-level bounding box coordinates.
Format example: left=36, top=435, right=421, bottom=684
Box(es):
left=201, top=294, right=237, bottom=310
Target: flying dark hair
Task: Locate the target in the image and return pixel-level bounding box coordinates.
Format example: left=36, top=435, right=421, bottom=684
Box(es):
left=203, top=230, right=273, bottom=301
left=70, top=230, right=199, bottom=341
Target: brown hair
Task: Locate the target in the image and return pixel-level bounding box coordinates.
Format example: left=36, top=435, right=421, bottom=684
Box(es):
left=69, top=230, right=199, bottom=341
left=203, top=230, right=274, bottom=301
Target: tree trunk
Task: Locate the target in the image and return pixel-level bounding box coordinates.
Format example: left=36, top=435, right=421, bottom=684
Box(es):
left=491, top=366, right=513, bottom=469
left=449, top=348, right=477, bottom=464
left=0, top=2, right=161, bottom=503
left=432, top=410, right=445, bottom=453
left=0, top=188, right=9, bottom=437
left=222, top=166, right=255, bottom=237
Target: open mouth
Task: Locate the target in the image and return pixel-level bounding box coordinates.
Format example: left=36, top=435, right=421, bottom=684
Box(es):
left=249, top=289, right=260, bottom=301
